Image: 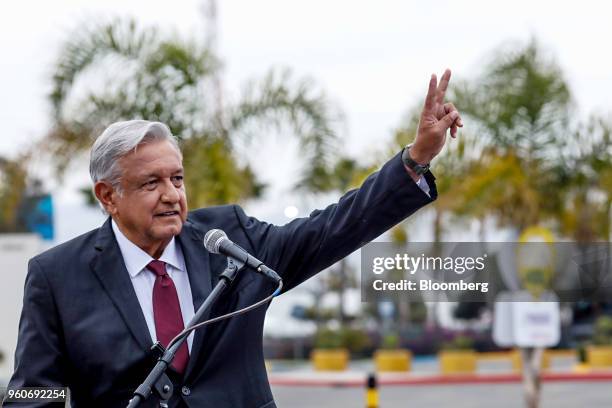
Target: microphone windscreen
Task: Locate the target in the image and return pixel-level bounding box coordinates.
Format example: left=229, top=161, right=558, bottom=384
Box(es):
left=203, top=229, right=227, bottom=254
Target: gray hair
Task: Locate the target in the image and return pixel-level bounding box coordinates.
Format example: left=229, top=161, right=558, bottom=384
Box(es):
left=89, top=120, right=181, bottom=192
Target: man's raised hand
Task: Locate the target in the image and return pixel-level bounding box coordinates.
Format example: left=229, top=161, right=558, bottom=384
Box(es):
left=410, top=69, right=463, bottom=164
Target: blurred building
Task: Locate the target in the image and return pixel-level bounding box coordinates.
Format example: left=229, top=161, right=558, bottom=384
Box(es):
left=0, top=234, right=42, bottom=381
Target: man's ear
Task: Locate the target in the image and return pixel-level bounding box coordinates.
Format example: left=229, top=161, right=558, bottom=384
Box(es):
left=94, top=181, right=118, bottom=215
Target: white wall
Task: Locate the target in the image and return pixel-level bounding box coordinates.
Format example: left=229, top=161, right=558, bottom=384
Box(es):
left=0, top=234, right=42, bottom=382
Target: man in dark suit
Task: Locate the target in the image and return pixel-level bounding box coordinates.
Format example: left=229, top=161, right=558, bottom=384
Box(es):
left=4, top=70, right=462, bottom=407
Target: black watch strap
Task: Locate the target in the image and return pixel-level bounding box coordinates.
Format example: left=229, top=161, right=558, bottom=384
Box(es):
left=402, top=144, right=430, bottom=175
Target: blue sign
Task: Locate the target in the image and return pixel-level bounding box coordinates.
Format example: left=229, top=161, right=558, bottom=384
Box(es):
left=19, top=194, right=54, bottom=240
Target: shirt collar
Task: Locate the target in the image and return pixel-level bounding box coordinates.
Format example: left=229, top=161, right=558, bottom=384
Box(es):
left=111, top=219, right=185, bottom=278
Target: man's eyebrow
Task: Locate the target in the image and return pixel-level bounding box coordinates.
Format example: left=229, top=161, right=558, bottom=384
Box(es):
left=140, top=169, right=184, bottom=178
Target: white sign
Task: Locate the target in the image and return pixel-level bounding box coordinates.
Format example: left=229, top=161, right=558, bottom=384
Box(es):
left=493, top=291, right=560, bottom=348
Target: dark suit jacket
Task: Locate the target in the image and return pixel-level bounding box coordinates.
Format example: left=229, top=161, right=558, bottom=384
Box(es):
left=4, top=152, right=436, bottom=407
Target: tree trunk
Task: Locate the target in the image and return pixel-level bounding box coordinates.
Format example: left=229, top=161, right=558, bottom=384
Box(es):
left=521, top=347, right=543, bottom=408
left=427, top=210, right=444, bottom=328
left=338, top=258, right=347, bottom=326
left=605, top=199, right=611, bottom=279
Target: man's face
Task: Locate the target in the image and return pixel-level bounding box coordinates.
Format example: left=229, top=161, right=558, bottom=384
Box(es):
left=104, top=140, right=188, bottom=255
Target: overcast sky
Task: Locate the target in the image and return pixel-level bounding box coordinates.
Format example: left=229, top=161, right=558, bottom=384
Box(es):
left=1, top=0, right=611, bottom=220
left=2, top=0, right=610, bottom=337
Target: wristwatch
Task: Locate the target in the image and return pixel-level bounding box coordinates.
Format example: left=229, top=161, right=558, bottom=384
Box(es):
left=402, top=144, right=430, bottom=175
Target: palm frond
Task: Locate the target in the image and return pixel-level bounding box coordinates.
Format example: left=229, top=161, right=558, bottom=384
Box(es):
left=51, top=18, right=156, bottom=118
left=230, top=68, right=341, bottom=171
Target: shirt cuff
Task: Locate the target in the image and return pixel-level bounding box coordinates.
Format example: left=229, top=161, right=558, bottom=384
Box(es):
left=415, top=175, right=431, bottom=197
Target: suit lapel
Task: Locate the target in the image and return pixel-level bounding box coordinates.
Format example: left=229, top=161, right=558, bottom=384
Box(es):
left=177, top=220, right=213, bottom=379
left=90, top=217, right=215, bottom=378
left=90, top=218, right=153, bottom=352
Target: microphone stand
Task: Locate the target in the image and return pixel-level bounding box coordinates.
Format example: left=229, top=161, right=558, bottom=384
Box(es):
left=127, top=257, right=246, bottom=408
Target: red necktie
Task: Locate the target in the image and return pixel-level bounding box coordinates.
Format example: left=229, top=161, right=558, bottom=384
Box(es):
left=147, top=260, right=190, bottom=374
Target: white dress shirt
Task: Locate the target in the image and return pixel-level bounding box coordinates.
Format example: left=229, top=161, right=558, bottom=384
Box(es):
left=416, top=176, right=431, bottom=197
left=112, top=220, right=195, bottom=352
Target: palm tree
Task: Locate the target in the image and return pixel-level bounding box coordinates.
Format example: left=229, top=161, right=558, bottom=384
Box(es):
left=44, top=18, right=341, bottom=207
left=444, top=40, right=597, bottom=408
left=0, top=154, right=29, bottom=232
left=447, top=39, right=573, bottom=233
left=558, top=115, right=612, bottom=303
left=559, top=114, right=612, bottom=242
left=296, top=156, right=375, bottom=326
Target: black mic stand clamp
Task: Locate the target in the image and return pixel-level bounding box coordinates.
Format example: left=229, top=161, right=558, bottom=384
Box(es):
left=127, top=257, right=246, bottom=408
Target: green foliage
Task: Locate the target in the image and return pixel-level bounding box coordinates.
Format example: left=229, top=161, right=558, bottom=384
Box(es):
left=408, top=301, right=428, bottom=324
left=452, top=38, right=571, bottom=157
left=355, top=40, right=575, bottom=238
left=447, top=151, right=543, bottom=229
left=325, top=264, right=357, bottom=292
left=443, top=39, right=574, bottom=231
left=296, top=156, right=375, bottom=194
left=576, top=343, right=588, bottom=363
left=558, top=114, right=612, bottom=242
left=303, top=306, right=335, bottom=322
left=593, top=316, right=612, bottom=346
left=79, top=186, right=98, bottom=207
left=389, top=225, right=408, bottom=245
left=314, top=328, right=343, bottom=349
left=0, top=156, right=28, bottom=232
left=46, top=18, right=340, bottom=207
left=231, top=69, right=341, bottom=175
left=441, top=334, right=475, bottom=351
left=381, top=333, right=400, bottom=349
left=181, top=137, right=265, bottom=208
left=314, top=327, right=371, bottom=353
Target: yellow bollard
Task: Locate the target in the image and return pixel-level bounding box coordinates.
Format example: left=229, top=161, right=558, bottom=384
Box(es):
left=365, top=373, right=379, bottom=408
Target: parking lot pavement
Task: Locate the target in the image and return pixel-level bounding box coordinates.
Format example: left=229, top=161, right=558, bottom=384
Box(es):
left=272, top=382, right=612, bottom=408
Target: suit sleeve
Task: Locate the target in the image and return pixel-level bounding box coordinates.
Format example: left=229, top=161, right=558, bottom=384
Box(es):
left=234, top=150, right=437, bottom=292
left=3, top=258, right=67, bottom=407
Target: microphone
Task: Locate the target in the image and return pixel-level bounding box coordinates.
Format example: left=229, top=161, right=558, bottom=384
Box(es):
left=204, top=229, right=282, bottom=283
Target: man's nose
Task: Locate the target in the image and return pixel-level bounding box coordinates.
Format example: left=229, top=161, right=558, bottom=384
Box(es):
left=160, top=179, right=180, bottom=203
